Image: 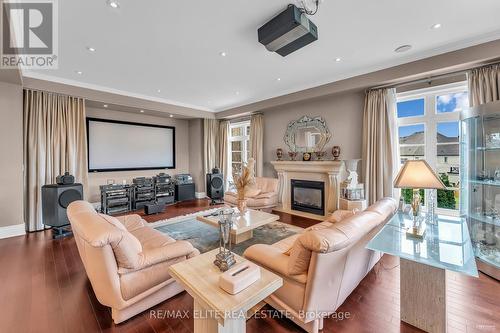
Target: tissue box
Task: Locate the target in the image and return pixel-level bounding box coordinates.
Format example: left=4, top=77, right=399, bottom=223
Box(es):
left=219, top=261, right=261, bottom=295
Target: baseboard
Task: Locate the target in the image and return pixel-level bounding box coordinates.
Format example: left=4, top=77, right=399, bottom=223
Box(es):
left=195, top=192, right=207, bottom=199
left=0, top=223, right=26, bottom=239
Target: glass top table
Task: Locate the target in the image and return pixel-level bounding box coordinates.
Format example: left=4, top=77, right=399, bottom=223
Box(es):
left=366, top=212, right=478, bottom=277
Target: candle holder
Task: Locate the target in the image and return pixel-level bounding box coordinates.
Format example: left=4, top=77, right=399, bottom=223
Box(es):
left=214, top=208, right=236, bottom=272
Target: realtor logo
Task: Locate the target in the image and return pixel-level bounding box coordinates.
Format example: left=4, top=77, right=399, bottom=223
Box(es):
left=1, top=0, right=58, bottom=69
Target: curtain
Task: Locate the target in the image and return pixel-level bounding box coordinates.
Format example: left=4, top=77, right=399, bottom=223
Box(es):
left=362, top=88, right=399, bottom=205
left=468, top=64, right=500, bottom=107
left=249, top=114, right=264, bottom=177
left=218, top=120, right=229, bottom=187
left=23, top=89, right=88, bottom=232
left=203, top=118, right=219, bottom=180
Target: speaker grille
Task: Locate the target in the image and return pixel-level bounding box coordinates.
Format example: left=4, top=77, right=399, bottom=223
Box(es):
left=211, top=176, right=223, bottom=190
left=59, top=189, right=83, bottom=209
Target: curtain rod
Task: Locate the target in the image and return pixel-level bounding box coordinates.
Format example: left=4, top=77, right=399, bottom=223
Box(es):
left=370, top=60, right=500, bottom=91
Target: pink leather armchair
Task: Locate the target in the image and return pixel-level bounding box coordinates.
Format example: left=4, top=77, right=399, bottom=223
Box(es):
left=67, top=201, right=199, bottom=324
left=244, top=198, right=397, bottom=333
left=224, top=177, right=279, bottom=210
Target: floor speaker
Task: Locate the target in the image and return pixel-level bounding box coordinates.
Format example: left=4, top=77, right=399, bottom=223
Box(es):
left=206, top=173, right=224, bottom=200
left=42, top=183, right=83, bottom=227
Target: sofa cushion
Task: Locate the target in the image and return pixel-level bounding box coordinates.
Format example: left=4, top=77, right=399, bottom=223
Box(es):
left=274, top=234, right=300, bottom=254
left=116, top=214, right=145, bottom=231
left=99, top=213, right=127, bottom=231
left=366, top=197, right=397, bottom=217
left=245, top=185, right=261, bottom=197
left=326, top=209, right=357, bottom=223
left=130, top=226, right=176, bottom=250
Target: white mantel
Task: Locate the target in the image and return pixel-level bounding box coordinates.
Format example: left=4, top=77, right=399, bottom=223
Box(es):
left=270, top=160, right=345, bottom=220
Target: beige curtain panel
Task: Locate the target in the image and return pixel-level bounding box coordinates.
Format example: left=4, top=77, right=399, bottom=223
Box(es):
left=23, top=89, right=88, bottom=232
left=249, top=114, right=264, bottom=177
left=218, top=120, right=229, bottom=186
left=468, top=64, right=500, bottom=107
left=362, top=88, right=399, bottom=205
left=203, top=118, right=219, bottom=182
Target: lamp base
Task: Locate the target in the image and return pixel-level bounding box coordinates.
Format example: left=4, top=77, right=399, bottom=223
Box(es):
left=406, top=219, right=426, bottom=239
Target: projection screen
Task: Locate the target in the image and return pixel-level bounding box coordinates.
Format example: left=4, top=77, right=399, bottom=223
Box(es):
left=87, top=118, right=175, bottom=172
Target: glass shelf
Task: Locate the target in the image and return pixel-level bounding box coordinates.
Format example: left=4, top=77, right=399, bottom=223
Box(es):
left=468, top=213, right=500, bottom=227
left=476, top=146, right=500, bottom=151
left=469, top=179, right=500, bottom=187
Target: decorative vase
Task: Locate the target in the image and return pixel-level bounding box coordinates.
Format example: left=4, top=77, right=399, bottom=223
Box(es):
left=332, top=146, right=341, bottom=160
left=288, top=151, right=298, bottom=161
left=214, top=208, right=236, bottom=272
left=237, top=198, right=247, bottom=213
left=314, top=151, right=326, bottom=160
left=276, top=148, right=284, bottom=161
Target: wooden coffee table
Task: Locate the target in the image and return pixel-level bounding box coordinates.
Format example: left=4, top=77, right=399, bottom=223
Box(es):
left=196, top=208, right=279, bottom=244
left=168, top=249, right=282, bottom=333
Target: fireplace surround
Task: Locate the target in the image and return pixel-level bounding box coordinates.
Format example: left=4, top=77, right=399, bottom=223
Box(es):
left=270, top=160, right=344, bottom=219
left=291, top=179, right=325, bottom=216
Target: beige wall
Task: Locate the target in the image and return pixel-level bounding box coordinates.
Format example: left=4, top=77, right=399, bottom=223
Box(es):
left=86, top=107, right=190, bottom=202
left=0, top=82, right=24, bottom=227
left=188, top=119, right=205, bottom=193
left=261, top=91, right=365, bottom=177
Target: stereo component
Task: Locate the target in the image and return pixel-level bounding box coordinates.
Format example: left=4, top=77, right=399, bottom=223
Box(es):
left=100, top=184, right=133, bottom=215
left=206, top=169, right=224, bottom=205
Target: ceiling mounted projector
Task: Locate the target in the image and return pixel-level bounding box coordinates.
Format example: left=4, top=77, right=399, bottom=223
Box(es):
left=258, top=4, right=318, bottom=57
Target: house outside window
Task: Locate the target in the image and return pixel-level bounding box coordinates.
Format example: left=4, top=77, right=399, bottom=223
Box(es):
left=396, top=82, right=468, bottom=214
left=228, top=121, right=251, bottom=182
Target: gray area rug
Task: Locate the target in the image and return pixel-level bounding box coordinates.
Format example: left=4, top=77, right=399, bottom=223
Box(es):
left=155, top=218, right=302, bottom=256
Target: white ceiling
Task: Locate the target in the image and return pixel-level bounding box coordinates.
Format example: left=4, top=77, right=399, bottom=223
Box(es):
left=23, top=0, right=500, bottom=112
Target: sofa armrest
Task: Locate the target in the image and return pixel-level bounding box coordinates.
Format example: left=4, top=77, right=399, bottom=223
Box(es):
left=138, top=240, right=197, bottom=268
left=254, top=191, right=278, bottom=199
left=116, top=214, right=145, bottom=231
left=244, top=244, right=307, bottom=284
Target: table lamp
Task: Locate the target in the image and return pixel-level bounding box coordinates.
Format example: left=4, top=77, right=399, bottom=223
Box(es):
left=394, top=160, right=445, bottom=238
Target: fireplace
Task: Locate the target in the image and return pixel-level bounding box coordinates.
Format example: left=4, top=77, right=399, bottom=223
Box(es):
left=291, top=179, right=325, bottom=216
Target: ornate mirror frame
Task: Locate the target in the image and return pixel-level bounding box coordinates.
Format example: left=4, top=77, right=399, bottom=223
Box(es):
left=283, top=115, right=332, bottom=153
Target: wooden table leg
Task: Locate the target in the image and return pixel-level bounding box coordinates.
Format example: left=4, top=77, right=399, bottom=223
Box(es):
left=193, top=300, right=246, bottom=333
left=400, top=258, right=446, bottom=333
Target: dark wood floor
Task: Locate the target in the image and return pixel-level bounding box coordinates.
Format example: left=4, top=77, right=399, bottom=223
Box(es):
left=1, top=199, right=498, bottom=333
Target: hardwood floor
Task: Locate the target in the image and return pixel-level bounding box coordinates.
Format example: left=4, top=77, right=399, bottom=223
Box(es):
left=0, top=199, right=498, bottom=333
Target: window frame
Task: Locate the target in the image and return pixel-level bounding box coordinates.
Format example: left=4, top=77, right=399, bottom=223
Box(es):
left=228, top=120, right=251, bottom=183
left=396, top=81, right=467, bottom=216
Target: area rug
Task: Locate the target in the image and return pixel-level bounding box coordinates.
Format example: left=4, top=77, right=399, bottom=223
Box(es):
left=155, top=217, right=303, bottom=256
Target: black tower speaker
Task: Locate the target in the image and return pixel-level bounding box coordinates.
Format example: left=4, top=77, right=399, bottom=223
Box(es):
left=42, top=183, right=83, bottom=229
left=206, top=170, right=224, bottom=203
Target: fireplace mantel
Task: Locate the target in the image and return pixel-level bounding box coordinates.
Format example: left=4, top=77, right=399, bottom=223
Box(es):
left=270, top=160, right=345, bottom=220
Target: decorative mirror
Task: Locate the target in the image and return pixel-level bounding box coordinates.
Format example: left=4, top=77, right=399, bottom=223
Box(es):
left=284, top=116, right=331, bottom=153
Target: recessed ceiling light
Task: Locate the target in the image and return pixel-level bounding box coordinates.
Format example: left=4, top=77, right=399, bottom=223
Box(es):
left=107, top=0, right=120, bottom=9
left=276, top=78, right=281, bottom=81
left=103, top=104, right=108, bottom=108
left=235, top=91, right=240, bottom=95
left=431, top=23, right=442, bottom=30
left=75, top=70, right=83, bottom=75
left=394, top=45, right=412, bottom=53
left=219, top=51, right=227, bottom=57
left=169, top=114, right=173, bottom=118
left=335, top=57, right=341, bottom=62
left=140, top=110, right=144, bottom=113
left=157, top=89, right=161, bottom=93
left=86, top=46, right=96, bottom=52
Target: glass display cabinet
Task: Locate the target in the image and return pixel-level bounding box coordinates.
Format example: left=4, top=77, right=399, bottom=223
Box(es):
left=461, top=100, right=500, bottom=280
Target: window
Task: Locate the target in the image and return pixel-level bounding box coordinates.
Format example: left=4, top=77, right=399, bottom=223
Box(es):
left=228, top=121, right=250, bottom=180
left=397, top=82, right=468, bottom=214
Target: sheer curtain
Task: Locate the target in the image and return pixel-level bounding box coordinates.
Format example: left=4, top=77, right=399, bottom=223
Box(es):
left=249, top=114, right=264, bottom=177
left=218, top=120, right=229, bottom=187
left=468, top=64, right=500, bottom=107
left=362, top=88, right=399, bottom=205
left=203, top=119, right=219, bottom=179
left=23, top=89, right=88, bottom=231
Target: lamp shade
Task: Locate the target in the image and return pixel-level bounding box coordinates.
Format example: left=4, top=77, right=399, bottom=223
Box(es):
left=394, top=160, right=446, bottom=189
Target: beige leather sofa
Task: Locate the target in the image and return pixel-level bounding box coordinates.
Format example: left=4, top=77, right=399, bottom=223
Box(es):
left=67, top=201, right=199, bottom=324
left=224, top=177, right=279, bottom=210
left=244, top=197, right=397, bottom=333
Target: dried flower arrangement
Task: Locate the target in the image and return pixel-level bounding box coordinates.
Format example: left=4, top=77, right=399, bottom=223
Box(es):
left=233, top=158, right=256, bottom=200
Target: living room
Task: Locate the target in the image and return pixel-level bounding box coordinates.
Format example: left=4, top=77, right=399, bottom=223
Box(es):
left=0, top=1, right=499, bottom=332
